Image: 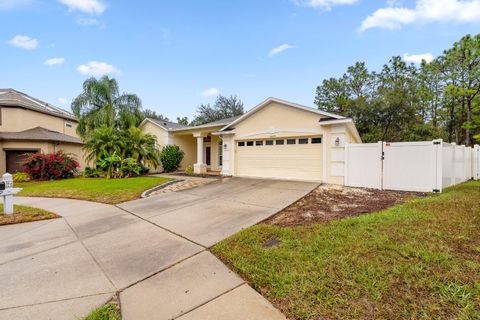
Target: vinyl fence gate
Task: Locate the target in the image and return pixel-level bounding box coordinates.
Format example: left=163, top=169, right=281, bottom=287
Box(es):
left=345, top=140, right=479, bottom=193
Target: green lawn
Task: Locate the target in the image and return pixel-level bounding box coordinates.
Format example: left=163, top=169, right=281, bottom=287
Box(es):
left=0, top=204, right=58, bottom=225
left=212, top=181, right=480, bottom=320
left=17, top=176, right=172, bottom=204
left=83, top=304, right=119, bottom=320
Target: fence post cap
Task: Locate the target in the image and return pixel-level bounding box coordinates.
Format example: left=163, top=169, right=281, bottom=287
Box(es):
left=2, top=173, right=12, bottom=181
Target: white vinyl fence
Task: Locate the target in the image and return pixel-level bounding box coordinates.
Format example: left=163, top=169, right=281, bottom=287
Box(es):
left=345, top=140, right=479, bottom=193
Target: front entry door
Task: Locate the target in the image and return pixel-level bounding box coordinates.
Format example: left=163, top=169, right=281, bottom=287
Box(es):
left=205, top=146, right=211, bottom=166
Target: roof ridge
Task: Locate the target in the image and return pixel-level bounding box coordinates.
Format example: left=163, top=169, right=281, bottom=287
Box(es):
left=0, top=88, right=76, bottom=121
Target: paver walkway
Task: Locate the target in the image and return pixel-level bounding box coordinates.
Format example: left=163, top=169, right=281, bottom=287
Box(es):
left=146, top=173, right=218, bottom=195
left=0, top=178, right=318, bottom=320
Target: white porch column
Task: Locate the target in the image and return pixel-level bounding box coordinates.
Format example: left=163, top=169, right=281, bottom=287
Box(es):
left=193, top=133, right=207, bottom=174
left=219, top=134, right=234, bottom=176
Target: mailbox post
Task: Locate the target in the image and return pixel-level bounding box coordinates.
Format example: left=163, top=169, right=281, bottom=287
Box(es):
left=2, top=173, right=22, bottom=215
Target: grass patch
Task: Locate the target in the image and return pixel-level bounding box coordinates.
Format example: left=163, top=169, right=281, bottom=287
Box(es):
left=0, top=204, right=58, bottom=225
left=212, top=181, right=480, bottom=319
left=17, top=176, right=172, bottom=204
left=83, top=303, right=119, bottom=320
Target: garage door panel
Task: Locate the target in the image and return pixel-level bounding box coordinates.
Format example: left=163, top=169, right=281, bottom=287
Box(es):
left=6, top=150, right=34, bottom=173
left=235, top=139, right=323, bottom=181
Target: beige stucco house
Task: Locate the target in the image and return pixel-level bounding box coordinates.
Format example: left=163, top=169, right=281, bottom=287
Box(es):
left=141, top=98, right=361, bottom=184
left=0, top=89, right=86, bottom=174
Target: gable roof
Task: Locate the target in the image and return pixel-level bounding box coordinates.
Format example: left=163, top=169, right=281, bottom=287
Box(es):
left=140, top=116, right=242, bottom=132
left=0, top=88, right=77, bottom=121
left=143, top=118, right=191, bottom=130
left=140, top=97, right=347, bottom=133
left=0, top=127, right=83, bottom=144
left=200, top=115, right=241, bottom=127
left=219, top=97, right=345, bottom=132
left=171, top=115, right=243, bottom=132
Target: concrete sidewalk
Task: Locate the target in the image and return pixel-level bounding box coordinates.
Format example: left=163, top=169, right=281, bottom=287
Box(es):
left=1, top=178, right=317, bottom=319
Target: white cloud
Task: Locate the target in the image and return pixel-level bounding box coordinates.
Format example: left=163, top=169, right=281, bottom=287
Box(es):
left=360, top=0, right=480, bottom=32
left=58, top=97, right=68, bottom=104
left=294, top=0, right=357, bottom=10
left=269, top=44, right=295, bottom=57
left=58, top=0, right=105, bottom=15
left=77, top=61, right=120, bottom=77
left=7, top=35, right=38, bottom=50
left=201, top=88, right=220, bottom=97
left=44, top=57, right=65, bottom=66
left=404, top=53, right=434, bottom=64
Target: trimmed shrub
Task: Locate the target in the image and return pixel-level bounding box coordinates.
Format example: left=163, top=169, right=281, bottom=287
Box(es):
left=23, top=151, right=79, bottom=181
left=13, top=172, right=30, bottom=183
left=160, top=145, right=184, bottom=172
left=120, top=158, right=142, bottom=177
left=185, top=165, right=195, bottom=176
left=97, top=151, right=122, bottom=179
left=83, top=166, right=102, bottom=178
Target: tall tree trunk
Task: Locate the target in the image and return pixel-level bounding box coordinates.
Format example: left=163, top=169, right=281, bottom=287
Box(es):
left=382, top=116, right=393, bottom=142
left=448, top=103, right=455, bottom=143
left=465, top=98, right=471, bottom=146
left=466, top=99, right=472, bottom=146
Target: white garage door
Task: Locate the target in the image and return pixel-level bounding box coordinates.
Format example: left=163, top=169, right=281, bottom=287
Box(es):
left=235, top=136, right=323, bottom=181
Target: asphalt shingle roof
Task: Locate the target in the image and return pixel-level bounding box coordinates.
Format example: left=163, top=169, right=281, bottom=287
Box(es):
left=148, top=118, right=191, bottom=130
left=0, top=88, right=77, bottom=121
left=0, top=127, right=83, bottom=144
left=201, top=115, right=241, bottom=126
left=148, top=116, right=240, bottom=131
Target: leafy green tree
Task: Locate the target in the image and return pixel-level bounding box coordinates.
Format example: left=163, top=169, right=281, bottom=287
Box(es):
left=176, top=117, right=189, bottom=126
left=314, top=33, right=480, bottom=144
left=443, top=34, right=480, bottom=145
left=97, top=151, right=122, bottom=180
left=143, top=109, right=169, bottom=121
left=72, top=76, right=143, bottom=139
left=376, top=56, right=419, bottom=141
left=191, top=95, right=244, bottom=125
left=83, top=127, right=124, bottom=163
left=73, top=76, right=163, bottom=176
left=123, top=126, right=160, bottom=168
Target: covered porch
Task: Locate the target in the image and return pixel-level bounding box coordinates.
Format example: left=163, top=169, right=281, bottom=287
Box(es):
left=171, top=126, right=227, bottom=175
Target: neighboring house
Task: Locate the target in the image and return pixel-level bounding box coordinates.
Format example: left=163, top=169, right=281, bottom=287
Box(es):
left=141, top=97, right=361, bottom=184
left=0, top=89, right=86, bottom=174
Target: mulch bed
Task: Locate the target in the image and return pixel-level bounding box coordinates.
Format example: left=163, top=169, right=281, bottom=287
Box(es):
left=265, top=185, right=425, bottom=227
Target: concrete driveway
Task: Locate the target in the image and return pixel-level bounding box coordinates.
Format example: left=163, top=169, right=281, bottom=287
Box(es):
left=0, top=178, right=317, bottom=320
left=118, top=177, right=316, bottom=247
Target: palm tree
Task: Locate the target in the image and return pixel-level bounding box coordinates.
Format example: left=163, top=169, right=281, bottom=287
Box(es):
left=72, top=76, right=143, bottom=139
left=123, top=126, right=160, bottom=168
left=83, top=126, right=125, bottom=163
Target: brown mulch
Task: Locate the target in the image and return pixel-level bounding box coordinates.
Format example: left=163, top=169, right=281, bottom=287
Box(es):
left=265, top=185, right=425, bottom=227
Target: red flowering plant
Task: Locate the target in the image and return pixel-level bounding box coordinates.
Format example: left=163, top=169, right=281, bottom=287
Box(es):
left=22, top=151, right=79, bottom=181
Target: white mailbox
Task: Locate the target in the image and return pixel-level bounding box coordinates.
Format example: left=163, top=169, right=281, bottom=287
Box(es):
left=2, top=173, right=22, bottom=215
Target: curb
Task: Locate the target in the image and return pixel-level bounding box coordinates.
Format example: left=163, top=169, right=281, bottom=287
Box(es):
left=141, top=179, right=185, bottom=198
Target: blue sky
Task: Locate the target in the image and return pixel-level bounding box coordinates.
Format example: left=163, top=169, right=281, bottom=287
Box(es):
left=1, top=0, right=479, bottom=120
